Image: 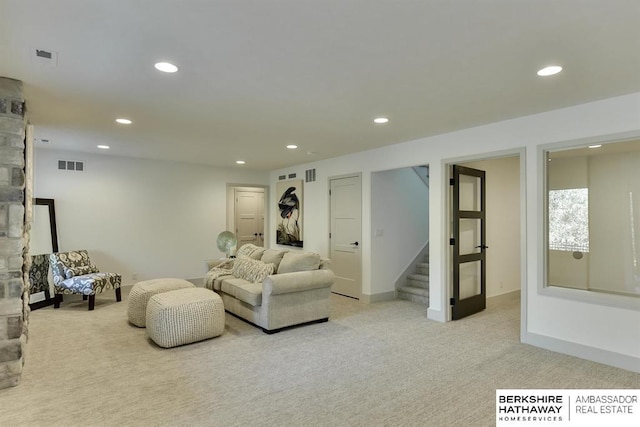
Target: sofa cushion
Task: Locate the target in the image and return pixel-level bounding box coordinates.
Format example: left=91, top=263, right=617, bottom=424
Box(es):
left=221, top=278, right=263, bottom=306
left=277, top=252, right=321, bottom=274
left=232, top=257, right=275, bottom=283
left=261, top=249, right=288, bottom=271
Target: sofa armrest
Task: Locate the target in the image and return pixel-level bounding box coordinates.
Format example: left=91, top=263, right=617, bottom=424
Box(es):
left=263, top=269, right=335, bottom=296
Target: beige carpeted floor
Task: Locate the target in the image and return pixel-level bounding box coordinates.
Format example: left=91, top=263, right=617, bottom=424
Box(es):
left=1, top=288, right=638, bottom=426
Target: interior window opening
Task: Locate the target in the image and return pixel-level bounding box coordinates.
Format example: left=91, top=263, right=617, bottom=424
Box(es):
left=545, top=139, right=640, bottom=297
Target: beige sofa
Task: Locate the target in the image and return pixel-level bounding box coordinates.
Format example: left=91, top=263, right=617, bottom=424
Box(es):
left=205, top=245, right=334, bottom=333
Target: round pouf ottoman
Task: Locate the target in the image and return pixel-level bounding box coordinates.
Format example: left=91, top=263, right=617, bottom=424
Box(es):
left=146, top=288, right=225, bottom=348
left=127, top=278, right=195, bottom=327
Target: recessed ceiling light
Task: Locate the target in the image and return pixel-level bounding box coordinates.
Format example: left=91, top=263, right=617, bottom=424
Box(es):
left=236, top=160, right=246, bottom=165
left=154, top=62, right=178, bottom=73
left=373, top=117, right=389, bottom=124
left=537, top=65, right=562, bottom=77
left=588, top=144, right=602, bottom=149
left=115, top=118, right=132, bottom=124
left=286, top=144, right=298, bottom=149
left=97, top=145, right=110, bottom=150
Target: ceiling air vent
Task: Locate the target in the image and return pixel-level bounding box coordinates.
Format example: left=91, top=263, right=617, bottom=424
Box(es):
left=305, top=169, right=316, bottom=183
left=58, top=160, right=84, bottom=171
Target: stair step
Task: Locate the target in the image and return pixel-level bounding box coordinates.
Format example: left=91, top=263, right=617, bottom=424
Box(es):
left=407, top=274, right=429, bottom=289
left=416, top=263, right=429, bottom=275
left=416, top=268, right=429, bottom=275
left=398, top=285, right=428, bottom=296
left=398, top=286, right=429, bottom=305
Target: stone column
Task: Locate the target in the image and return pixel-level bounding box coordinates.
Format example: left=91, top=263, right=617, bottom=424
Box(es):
left=0, top=77, right=28, bottom=389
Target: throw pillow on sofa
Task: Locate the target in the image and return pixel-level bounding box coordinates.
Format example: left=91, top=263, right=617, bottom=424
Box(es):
left=261, top=249, right=288, bottom=270
left=277, top=252, right=321, bottom=274
left=235, top=243, right=263, bottom=259
left=249, top=247, right=266, bottom=260
left=232, top=257, right=275, bottom=283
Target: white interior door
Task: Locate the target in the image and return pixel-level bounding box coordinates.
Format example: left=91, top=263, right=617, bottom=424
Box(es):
left=235, top=189, right=264, bottom=248
left=330, top=175, right=362, bottom=299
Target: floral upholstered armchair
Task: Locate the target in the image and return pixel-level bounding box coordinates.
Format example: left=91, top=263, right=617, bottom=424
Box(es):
left=29, top=254, right=51, bottom=297
left=49, top=250, right=122, bottom=311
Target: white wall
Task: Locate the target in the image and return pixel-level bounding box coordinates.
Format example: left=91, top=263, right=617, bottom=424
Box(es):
left=269, top=92, right=640, bottom=370
left=34, top=149, right=268, bottom=284
left=462, top=156, right=520, bottom=298
left=589, top=151, right=640, bottom=295
left=371, top=167, right=429, bottom=295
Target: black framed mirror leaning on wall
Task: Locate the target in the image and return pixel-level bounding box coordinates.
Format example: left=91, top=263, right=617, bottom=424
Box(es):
left=28, top=198, right=59, bottom=310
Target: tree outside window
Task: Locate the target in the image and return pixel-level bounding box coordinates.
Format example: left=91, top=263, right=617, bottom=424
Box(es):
left=548, top=188, right=589, bottom=252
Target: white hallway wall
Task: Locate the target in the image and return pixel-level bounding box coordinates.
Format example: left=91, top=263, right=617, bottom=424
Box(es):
left=371, top=167, right=429, bottom=297
left=269, top=92, right=640, bottom=370
left=34, top=149, right=268, bottom=284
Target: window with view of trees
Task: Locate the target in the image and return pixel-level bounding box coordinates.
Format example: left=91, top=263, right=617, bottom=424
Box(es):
left=548, top=188, right=589, bottom=252
left=545, top=138, right=640, bottom=299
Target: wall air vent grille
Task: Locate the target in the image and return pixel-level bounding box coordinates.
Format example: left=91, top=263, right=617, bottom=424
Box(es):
left=278, top=175, right=287, bottom=180
left=58, top=160, right=84, bottom=171
left=35, top=49, right=52, bottom=59
left=305, top=169, right=316, bottom=183
left=32, top=47, right=58, bottom=67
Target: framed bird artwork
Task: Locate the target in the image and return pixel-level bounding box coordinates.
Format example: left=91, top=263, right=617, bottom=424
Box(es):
left=276, top=179, right=303, bottom=247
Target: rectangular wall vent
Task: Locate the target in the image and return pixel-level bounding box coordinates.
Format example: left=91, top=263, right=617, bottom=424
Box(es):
left=305, top=168, right=316, bottom=183
left=58, top=160, right=84, bottom=171
left=288, top=173, right=297, bottom=179
left=278, top=175, right=287, bottom=180
left=35, top=49, right=52, bottom=59
left=31, top=47, right=58, bottom=67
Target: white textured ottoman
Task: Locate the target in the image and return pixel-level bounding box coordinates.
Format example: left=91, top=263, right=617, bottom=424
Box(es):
left=146, top=288, right=225, bottom=348
left=127, top=278, right=195, bottom=327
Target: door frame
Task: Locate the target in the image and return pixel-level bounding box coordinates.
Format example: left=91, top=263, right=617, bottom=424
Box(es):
left=442, top=149, right=527, bottom=338
left=226, top=184, right=269, bottom=247
left=328, top=172, right=363, bottom=300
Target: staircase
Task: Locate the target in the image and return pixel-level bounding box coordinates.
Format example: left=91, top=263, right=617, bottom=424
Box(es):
left=397, top=255, right=429, bottom=305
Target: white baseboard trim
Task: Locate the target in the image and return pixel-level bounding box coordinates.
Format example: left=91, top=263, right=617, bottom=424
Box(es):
left=360, top=291, right=396, bottom=303
left=525, top=332, right=640, bottom=373
left=487, top=289, right=521, bottom=306
left=427, top=307, right=445, bottom=322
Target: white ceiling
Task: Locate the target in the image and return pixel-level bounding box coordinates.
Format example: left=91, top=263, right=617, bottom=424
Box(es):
left=1, top=0, right=639, bottom=170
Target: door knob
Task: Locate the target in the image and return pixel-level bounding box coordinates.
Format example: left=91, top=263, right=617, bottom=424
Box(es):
left=351, top=241, right=359, bottom=246
left=254, top=233, right=258, bottom=236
